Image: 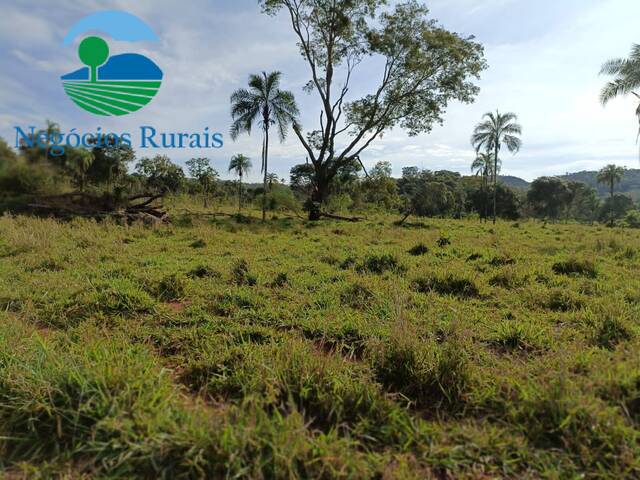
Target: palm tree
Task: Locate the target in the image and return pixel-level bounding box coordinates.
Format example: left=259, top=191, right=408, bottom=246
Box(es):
left=228, top=154, right=252, bottom=213
left=471, top=151, right=496, bottom=220
left=600, top=44, right=640, bottom=142
left=69, top=149, right=94, bottom=192
left=230, top=71, right=299, bottom=221
left=597, top=164, right=625, bottom=226
left=471, top=111, right=522, bottom=224
left=266, top=172, right=279, bottom=190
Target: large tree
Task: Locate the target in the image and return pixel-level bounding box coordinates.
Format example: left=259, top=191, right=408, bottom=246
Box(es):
left=230, top=72, right=299, bottom=221
left=471, top=111, right=522, bottom=224
left=261, top=0, right=486, bottom=220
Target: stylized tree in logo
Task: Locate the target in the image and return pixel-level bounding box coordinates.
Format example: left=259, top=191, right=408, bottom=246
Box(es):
left=78, top=36, right=109, bottom=82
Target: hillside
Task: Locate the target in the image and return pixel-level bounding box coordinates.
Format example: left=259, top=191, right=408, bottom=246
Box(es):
left=498, top=169, right=640, bottom=200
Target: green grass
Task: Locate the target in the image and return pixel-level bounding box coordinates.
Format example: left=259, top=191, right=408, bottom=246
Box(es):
left=0, top=209, right=639, bottom=478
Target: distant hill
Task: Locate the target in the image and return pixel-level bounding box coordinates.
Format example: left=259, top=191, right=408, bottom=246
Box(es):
left=497, top=169, right=640, bottom=201
left=498, top=175, right=530, bottom=190
left=559, top=169, right=640, bottom=200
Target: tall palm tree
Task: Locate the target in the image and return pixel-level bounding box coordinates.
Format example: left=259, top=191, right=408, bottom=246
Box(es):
left=230, top=71, right=299, bottom=221
left=600, top=44, right=640, bottom=142
left=471, top=111, right=522, bottom=224
left=228, top=154, right=252, bottom=213
left=597, top=164, right=625, bottom=226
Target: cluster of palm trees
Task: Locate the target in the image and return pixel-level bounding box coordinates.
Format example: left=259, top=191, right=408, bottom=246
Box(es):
left=470, top=111, right=522, bottom=223
left=229, top=71, right=299, bottom=219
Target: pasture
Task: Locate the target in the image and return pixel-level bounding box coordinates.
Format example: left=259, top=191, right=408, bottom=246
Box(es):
left=0, top=211, right=639, bottom=478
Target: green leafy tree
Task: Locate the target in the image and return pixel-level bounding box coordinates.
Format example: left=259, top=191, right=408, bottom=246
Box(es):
left=361, top=161, right=400, bottom=211
left=230, top=71, right=299, bottom=221
left=597, top=164, right=625, bottom=225
left=566, top=181, right=600, bottom=222
left=600, top=44, right=640, bottom=141
left=186, top=157, right=219, bottom=207
left=135, top=155, right=185, bottom=193
left=471, top=111, right=522, bottom=224
left=599, top=194, right=634, bottom=225
left=228, top=154, right=252, bottom=212
left=527, top=177, right=572, bottom=221
left=87, top=141, right=135, bottom=190
left=261, top=0, right=486, bottom=220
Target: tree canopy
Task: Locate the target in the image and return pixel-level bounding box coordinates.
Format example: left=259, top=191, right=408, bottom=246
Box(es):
left=261, top=0, right=486, bottom=218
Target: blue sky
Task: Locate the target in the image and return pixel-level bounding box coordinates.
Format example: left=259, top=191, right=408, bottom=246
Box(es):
left=1, top=0, right=639, bottom=181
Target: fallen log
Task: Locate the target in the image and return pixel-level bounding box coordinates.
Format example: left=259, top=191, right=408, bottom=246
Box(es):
left=319, top=212, right=364, bottom=222
left=25, top=192, right=169, bottom=224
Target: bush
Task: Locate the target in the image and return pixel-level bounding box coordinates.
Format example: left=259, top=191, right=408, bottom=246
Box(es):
left=231, top=259, right=257, bottom=286
left=156, top=273, right=188, bottom=302
left=371, top=334, right=469, bottom=407
left=623, top=210, right=640, bottom=228
left=490, top=321, right=543, bottom=352
left=543, top=289, right=584, bottom=312
left=408, top=243, right=429, bottom=256
left=413, top=274, right=480, bottom=298
left=0, top=161, right=56, bottom=196
left=357, top=253, right=405, bottom=274
left=552, top=258, right=597, bottom=278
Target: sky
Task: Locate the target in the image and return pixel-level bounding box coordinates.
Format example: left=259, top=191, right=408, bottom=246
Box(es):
left=1, top=0, right=640, bottom=182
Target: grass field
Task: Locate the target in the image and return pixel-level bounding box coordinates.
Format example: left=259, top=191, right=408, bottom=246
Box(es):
left=0, top=209, right=639, bottom=478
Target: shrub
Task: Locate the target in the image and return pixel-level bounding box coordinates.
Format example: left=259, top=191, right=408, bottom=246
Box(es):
left=543, top=289, right=584, bottom=312
left=437, top=235, right=451, bottom=247
left=488, top=267, right=526, bottom=289
left=188, top=264, right=220, bottom=279
left=231, top=259, right=257, bottom=286
left=155, top=273, right=188, bottom=302
left=357, top=253, right=405, bottom=274
left=413, top=274, right=480, bottom=298
left=270, top=272, right=289, bottom=288
left=552, top=258, right=597, bottom=278
left=190, top=239, right=207, bottom=248
left=408, top=243, right=429, bottom=256
left=371, top=335, right=469, bottom=407
left=595, top=316, right=633, bottom=349
left=490, top=321, right=543, bottom=352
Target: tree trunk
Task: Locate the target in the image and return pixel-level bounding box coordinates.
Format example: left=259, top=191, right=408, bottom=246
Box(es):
left=493, top=145, right=499, bottom=224
left=262, top=126, right=269, bottom=222
left=238, top=175, right=242, bottom=213
left=610, top=181, right=614, bottom=226
left=308, top=179, right=329, bottom=221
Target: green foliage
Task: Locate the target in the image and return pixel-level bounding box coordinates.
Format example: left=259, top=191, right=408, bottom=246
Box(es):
left=527, top=177, right=572, bottom=219
left=135, top=155, right=186, bottom=193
